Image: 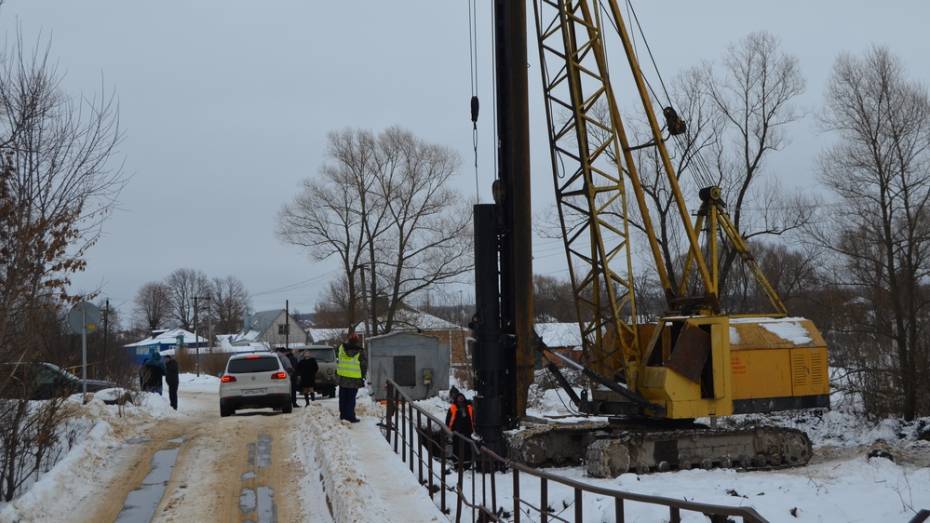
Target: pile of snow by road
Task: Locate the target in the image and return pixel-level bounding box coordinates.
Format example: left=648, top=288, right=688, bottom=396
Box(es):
left=294, top=395, right=445, bottom=523
left=0, top=375, right=215, bottom=521
left=0, top=389, right=181, bottom=521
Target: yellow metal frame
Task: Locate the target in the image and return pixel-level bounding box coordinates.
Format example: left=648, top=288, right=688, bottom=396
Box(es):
left=678, top=187, right=787, bottom=316
left=532, top=0, right=720, bottom=388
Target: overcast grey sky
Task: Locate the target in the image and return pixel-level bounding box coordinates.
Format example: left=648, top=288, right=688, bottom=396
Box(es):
left=5, top=1, right=930, bottom=321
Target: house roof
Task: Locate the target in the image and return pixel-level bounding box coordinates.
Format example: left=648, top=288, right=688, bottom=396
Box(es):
left=247, top=309, right=284, bottom=334
left=125, top=328, right=207, bottom=348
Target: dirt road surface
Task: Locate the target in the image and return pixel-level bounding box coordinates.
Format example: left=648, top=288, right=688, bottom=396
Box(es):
left=87, top=389, right=320, bottom=523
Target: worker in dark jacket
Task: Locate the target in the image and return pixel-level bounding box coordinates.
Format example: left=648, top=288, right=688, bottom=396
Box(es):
left=275, top=348, right=300, bottom=408
left=164, top=355, right=180, bottom=410
left=445, top=393, right=475, bottom=466
left=296, top=351, right=319, bottom=405
left=336, top=333, right=366, bottom=423
left=140, top=348, right=166, bottom=394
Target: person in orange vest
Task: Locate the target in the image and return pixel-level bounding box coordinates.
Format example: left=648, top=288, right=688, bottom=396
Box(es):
left=445, top=392, right=475, bottom=466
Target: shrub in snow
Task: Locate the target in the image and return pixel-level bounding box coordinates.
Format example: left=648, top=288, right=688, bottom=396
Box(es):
left=0, top=397, right=75, bottom=502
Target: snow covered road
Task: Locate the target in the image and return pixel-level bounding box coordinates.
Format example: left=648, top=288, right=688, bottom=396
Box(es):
left=0, top=375, right=448, bottom=523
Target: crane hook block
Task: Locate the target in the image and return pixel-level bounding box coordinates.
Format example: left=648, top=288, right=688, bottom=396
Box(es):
left=663, top=106, right=687, bottom=136
left=471, top=96, right=480, bottom=126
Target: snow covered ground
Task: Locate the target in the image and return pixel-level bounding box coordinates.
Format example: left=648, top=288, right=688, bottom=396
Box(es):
left=414, top=383, right=930, bottom=523
left=0, top=386, right=184, bottom=522
left=293, top=391, right=445, bottom=523
left=3, top=366, right=927, bottom=523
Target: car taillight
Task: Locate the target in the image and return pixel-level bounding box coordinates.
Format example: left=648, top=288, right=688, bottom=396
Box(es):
left=271, top=371, right=288, bottom=380
left=221, top=375, right=236, bottom=383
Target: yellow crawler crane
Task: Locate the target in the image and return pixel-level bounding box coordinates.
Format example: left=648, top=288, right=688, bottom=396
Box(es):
left=509, top=0, right=828, bottom=475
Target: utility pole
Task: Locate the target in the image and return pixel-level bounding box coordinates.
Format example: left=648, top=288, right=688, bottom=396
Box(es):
left=193, top=296, right=199, bottom=377
left=357, top=265, right=371, bottom=338
left=102, top=299, right=109, bottom=380
left=193, top=295, right=211, bottom=377
left=285, top=299, right=289, bottom=350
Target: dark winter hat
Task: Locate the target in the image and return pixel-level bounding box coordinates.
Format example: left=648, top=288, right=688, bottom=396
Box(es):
left=348, top=332, right=361, bottom=344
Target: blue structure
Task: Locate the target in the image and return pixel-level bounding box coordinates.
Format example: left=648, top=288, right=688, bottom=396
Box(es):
left=124, top=328, right=207, bottom=364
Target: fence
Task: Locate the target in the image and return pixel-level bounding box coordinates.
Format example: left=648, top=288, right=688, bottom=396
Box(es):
left=382, top=379, right=769, bottom=523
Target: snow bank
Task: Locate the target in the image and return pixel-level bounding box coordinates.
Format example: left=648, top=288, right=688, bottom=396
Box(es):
left=295, top=397, right=444, bottom=523
left=0, top=392, right=180, bottom=521
left=297, top=402, right=390, bottom=522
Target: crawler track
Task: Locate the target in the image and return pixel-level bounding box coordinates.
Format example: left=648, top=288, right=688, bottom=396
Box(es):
left=506, top=421, right=812, bottom=478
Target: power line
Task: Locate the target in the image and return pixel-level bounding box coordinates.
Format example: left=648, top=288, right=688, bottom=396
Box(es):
left=250, top=270, right=337, bottom=298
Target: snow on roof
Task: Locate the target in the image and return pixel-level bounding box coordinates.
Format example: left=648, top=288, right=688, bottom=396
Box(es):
left=308, top=328, right=346, bottom=344
left=730, top=316, right=813, bottom=345
left=125, top=328, right=206, bottom=348
left=391, top=308, right=463, bottom=331
left=216, top=334, right=270, bottom=353
left=535, top=322, right=582, bottom=348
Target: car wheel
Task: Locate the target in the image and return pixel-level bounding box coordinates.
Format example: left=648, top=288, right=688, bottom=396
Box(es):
left=282, top=401, right=293, bottom=414
left=220, top=403, right=233, bottom=417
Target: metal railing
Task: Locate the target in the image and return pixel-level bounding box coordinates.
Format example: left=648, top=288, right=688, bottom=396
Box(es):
left=382, top=379, right=769, bottom=523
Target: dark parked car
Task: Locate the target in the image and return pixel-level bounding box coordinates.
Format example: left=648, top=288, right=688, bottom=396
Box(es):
left=0, top=362, right=116, bottom=400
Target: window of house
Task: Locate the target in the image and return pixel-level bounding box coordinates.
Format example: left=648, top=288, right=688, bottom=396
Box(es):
left=393, top=355, right=416, bottom=387
left=277, top=324, right=289, bottom=335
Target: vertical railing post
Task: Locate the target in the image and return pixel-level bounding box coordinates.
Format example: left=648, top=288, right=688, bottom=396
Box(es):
left=409, top=402, right=415, bottom=473
left=385, top=382, right=394, bottom=443
left=417, top=410, right=424, bottom=484
left=490, top=459, right=497, bottom=517
left=540, top=477, right=548, bottom=523
left=513, top=468, right=520, bottom=523
left=401, top=398, right=407, bottom=463
left=441, top=431, right=447, bottom=514
left=670, top=507, right=681, bottom=523
left=574, top=488, right=582, bottom=523
left=427, top=418, right=435, bottom=499
left=393, top=387, right=400, bottom=453
left=455, top=446, right=465, bottom=523
left=615, top=497, right=625, bottom=523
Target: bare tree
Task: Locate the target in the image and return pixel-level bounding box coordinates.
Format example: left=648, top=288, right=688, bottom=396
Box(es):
left=279, top=127, right=471, bottom=334
left=0, top=26, right=122, bottom=502
left=134, top=281, right=170, bottom=331
left=164, top=268, right=212, bottom=330
left=815, top=46, right=930, bottom=419
left=311, top=277, right=354, bottom=328
left=703, top=31, right=810, bottom=302
left=375, top=128, right=472, bottom=333
left=211, top=275, right=250, bottom=334
left=624, top=67, right=726, bottom=291
left=278, top=129, right=385, bottom=331
left=533, top=274, right=577, bottom=323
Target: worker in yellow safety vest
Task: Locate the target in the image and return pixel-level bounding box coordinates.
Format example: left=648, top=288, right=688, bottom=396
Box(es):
left=336, top=332, right=366, bottom=423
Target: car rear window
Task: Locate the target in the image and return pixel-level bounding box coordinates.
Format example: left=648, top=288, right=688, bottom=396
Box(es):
left=228, top=357, right=279, bottom=374
left=307, top=349, right=335, bottom=362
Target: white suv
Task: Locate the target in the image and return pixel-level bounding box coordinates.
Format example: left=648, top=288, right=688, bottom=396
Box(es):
left=219, top=352, right=293, bottom=417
